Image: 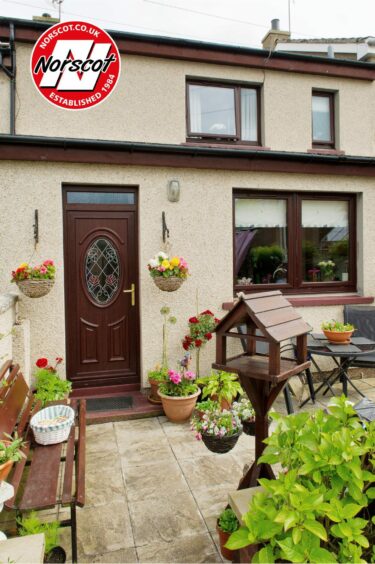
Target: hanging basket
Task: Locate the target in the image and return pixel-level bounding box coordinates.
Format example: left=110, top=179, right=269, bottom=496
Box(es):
left=153, top=276, right=184, bottom=292
left=201, top=430, right=242, bottom=454
left=242, top=419, right=256, bottom=436
left=16, top=279, right=55, bottom=298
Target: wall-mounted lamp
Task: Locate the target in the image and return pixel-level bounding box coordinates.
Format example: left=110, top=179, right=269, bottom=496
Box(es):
left=167, top=179, right=180, bottom=202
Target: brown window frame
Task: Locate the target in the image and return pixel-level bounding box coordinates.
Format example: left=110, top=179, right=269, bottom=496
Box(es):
left=312, top=90, right=335, bottom=149
left=186, top=80, right=261, bottom=146
left=233, top=190, right=356, bottom=295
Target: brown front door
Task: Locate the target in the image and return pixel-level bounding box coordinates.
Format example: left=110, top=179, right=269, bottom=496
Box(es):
left=63, top=187, right=139, bottom=389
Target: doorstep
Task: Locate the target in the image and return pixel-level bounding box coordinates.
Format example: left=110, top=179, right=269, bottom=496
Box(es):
left=70, top=389, right=163, bottom=424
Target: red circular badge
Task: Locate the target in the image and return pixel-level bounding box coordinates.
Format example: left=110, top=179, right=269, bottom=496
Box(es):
left=30, top=21, right=121, bottom=110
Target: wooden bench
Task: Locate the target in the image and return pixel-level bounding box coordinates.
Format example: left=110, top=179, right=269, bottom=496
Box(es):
left=0, top=360, right=86, bottom=563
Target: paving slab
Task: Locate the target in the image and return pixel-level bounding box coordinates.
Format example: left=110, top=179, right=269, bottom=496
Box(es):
left=136, top=532, right=222, bottom=563
left=179, top=453, right=242, bottom=491
left=122, top=459, right=189, bottom=502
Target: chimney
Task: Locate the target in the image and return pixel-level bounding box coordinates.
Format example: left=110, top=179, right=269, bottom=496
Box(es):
left=32, top=13, right=59, bottom=23
left=262, top=19, right=291, bottom=50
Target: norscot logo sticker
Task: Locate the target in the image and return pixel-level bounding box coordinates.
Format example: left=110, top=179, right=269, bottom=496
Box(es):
left=30, top=21, right=121, bottom=110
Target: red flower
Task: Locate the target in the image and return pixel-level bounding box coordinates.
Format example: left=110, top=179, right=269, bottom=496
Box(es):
left=185, top=335, right=193, bottom=343
left=204, top=332, right=212, bottom=341
left=189, top=316, right=199, bottom=324
left=182, top=341, right=190, bottom=351
left=214, top=318, right=220, bottom=324
left=201, top=310, right=214, bottom=316
left=195, top=339, right=203, bottom=348
left=55, top=357, right=63, bottom=364
left=36, top=357, right=48, bottom=368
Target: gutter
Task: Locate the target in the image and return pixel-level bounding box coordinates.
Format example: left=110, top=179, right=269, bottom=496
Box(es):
left=0, top=134, right=374, bottom=166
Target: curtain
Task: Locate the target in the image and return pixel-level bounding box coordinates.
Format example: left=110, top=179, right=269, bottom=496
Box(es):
left=235, top=229, right=257, bottom=275
left=241, top=89, right=257, bottom=142
left=189, top=86, right=202, bottom=132
left=235, top=198, right=287, bottom=228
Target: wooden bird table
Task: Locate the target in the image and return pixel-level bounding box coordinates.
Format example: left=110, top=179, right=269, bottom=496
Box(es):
left=213, top=291, right=311, bottom=489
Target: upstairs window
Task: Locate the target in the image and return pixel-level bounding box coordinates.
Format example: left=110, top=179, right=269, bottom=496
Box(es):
left=187, top=81, right=260, bottom=145
left=312, top=91, right=335, bottom=148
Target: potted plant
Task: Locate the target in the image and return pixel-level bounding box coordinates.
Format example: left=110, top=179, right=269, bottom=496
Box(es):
left=34, top=357, right=72, bottom=406
left=217, top=508, right=239, bottom=561
left=191, top=407, right=242, bottom=454
left=318, top=259, right=336, bottom=281
left=11, top=260, right=56, bottom=298
left=250, top=245, right=285, bottom=284
left=158, top=367, right=200, bottom=423
left=17, top=511, right=66, bottom=563
left=232, top=397, right=256, bottom=436
left=0, top=434, right=26, bottom=482
left=197, top=371, right=243, bottom=410
left=226, top=396, right=375, bottom=563
left=182, top=310, right=220, bottom=376
left=321, top=320, right=355, bottom=344
left=148, top=306, right=177, bottom=404
left=148, top=251, right=189, bottom=292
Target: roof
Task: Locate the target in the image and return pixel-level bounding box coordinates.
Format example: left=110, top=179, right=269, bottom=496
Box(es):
left=215, top=291, right=311, bottom=343
left=282, top=37, right=374, bottom=44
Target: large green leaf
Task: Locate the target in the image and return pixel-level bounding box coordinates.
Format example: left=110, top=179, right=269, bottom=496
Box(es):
left=303, top=520, right=327, bottom=541
left=224, top=527, right=250, bottom=550
left=252, top=546, right=275, bottom=563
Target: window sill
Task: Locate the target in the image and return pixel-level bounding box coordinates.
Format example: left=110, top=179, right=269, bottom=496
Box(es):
left=308, top=148, right=345, bottom=156
left=183, top=141, right=270, bottom=151
left=222, top=294, right=374, bottom=311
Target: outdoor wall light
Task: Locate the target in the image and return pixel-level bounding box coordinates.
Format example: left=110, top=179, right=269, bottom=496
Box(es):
left=167, top=179, right=180, bottom=202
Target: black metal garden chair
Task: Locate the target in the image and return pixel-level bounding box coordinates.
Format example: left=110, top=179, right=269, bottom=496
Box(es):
left=344, top=305, right=375, bottom=368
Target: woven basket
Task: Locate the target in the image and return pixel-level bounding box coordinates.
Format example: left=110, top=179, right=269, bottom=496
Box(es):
left=242, top=419, right=256, bottom=436
left=16, top=279, right=55, bottom=298
left=201, top=430, right=242, bottom=454
left=30, top=405, right=75, bottom=445
left=153, top=276, right=184, bottom=292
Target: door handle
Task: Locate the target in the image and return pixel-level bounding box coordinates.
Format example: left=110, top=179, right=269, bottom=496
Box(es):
left=123, top=283, right=135, bottom=306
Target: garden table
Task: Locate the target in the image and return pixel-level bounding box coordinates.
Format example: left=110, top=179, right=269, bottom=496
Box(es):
left=300, top=334, right=375, bottom=407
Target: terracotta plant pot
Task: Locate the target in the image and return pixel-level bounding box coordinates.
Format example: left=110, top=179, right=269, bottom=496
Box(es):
left=157, top=389, right=200, bottom=423
left=323, top=329, right=354, bottom=344
left=0, top=459, right=13, bottom=482
left=148, top=378, right=163, bottom=405
left=216, top=522, right=236, bottom=561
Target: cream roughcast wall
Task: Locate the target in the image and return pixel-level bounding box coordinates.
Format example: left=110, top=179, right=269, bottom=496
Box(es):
left=0, top=160, right=374, bottom=385
left=0, top=47, right=374, bottom=156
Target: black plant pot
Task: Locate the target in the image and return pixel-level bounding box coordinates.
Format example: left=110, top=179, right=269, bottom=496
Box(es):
left=202, top=431, right=242, bottom=454
left=44, top=547, right=66, bottom=563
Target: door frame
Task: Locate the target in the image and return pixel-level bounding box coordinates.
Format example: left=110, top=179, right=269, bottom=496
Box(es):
left=62, top=183, right=141, bottom=391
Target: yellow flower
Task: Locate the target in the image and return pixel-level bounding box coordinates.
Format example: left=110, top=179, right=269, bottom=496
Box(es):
left=170, top=257, right=180, bottom=267
left=161, top=259, right=170, bottom=269
left=19, top=262, right=28, bottom=269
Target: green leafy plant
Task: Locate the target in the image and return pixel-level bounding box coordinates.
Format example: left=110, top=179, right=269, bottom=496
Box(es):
left=195, top=399, right=219, bottom=413
left=322, top=320, right=355, bottom=332
left=250, top=245, right=285, bottom=284
left=197, top=371, right=243, bottom=405
left=218, top=508, right=240, bottom=534
left=17, top=512, right=60, bottom=557
left=232, top=397, right=255, bottom=422
left=148, top=367, right=168, bottom=383
left=226, top=396, right=375, bottom=563
left=158, top=368, right=198, bottom=397
left=0, top=434, right=26, bottom=465
left=34, top=369, right=72, bottom=406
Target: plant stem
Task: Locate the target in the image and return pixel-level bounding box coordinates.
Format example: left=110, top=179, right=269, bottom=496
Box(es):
left=162, top=313, right=168, bottom=370
left=196, top=348, right=200, bottom=377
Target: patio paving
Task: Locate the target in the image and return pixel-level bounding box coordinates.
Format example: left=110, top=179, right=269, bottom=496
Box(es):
left=2, top=377, right=375, bottom=563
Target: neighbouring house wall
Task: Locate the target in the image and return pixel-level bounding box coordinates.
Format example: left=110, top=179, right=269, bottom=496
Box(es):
left=0, top=159, right=373, bottom=385
left=1, top=46, right=374, bottom=156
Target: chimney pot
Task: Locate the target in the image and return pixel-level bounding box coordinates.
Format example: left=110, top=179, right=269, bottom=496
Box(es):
left=271, top=19, right=280, bottom=31
left=262, top=19, right=290, bottom=50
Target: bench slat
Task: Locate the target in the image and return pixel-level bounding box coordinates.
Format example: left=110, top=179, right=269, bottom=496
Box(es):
left=0, top=361, right=13, bottom=386
left=0, top=369, right=28, bottom=438
left=61, top=405, right=76, bottom=504
left=19, top=442, right=63, bottom=510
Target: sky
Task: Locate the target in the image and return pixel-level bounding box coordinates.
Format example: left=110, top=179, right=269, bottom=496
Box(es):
left=0, top=0, right=374, bottom=49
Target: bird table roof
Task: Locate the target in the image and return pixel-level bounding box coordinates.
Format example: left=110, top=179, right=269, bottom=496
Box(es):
left=215, top=290, right=311, bottom=343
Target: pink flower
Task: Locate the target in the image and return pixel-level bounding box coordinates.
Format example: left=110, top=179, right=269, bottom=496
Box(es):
left=158, top=266, right=166, bottom=272
left=43, top=260, right=54, bottom=266
left=39, top=266, right=47, bottom=274
left=195, top=432, right=202, bottom=441
left=180, top=258, right=188, bottom=269
left=185, top=370, right=196, bottom=381
left=168, top=370, right=182, bottom=385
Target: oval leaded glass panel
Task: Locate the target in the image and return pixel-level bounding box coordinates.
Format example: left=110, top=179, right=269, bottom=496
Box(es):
left=85, top=238, right=120, bottom=305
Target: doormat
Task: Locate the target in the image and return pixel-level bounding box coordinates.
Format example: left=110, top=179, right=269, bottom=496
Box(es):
left=86, top=396, right=133, bottom=412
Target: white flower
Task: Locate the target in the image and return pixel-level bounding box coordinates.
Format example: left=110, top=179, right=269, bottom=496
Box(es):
left=148, top=258, right=159, bottom=268
left=157, top=251, right=168, bottom=260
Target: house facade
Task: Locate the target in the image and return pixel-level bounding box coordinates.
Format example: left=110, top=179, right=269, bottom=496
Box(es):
left=0, top=17, right=375, bottom=393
